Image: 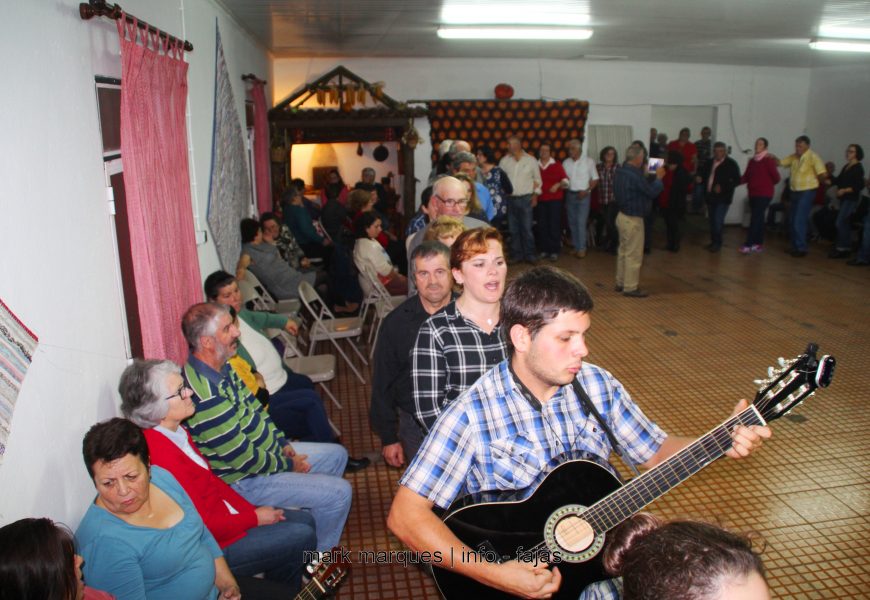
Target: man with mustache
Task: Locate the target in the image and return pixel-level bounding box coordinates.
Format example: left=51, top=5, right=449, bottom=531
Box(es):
left=370, top=241, right=454, bottom=468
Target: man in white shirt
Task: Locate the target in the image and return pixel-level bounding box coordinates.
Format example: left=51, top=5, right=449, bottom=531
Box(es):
left=498, top=135, right=542, bottom=264
left=562, top=138, right=600, bottom=258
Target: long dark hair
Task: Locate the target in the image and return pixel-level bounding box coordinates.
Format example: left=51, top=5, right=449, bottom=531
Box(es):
left=604, top=513, right=766, bottom=600
left=0, top=518, right=79, bottom=600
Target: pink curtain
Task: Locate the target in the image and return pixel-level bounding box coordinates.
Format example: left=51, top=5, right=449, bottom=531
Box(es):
left=117, top=18, right=203, bottom=363
left=249, top=81, right=272, bottom=215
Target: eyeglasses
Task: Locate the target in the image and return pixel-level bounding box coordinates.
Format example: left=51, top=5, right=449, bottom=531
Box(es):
left=164, top=384, right=191, bottom=401
left=435, top=195, right=468, bottom=207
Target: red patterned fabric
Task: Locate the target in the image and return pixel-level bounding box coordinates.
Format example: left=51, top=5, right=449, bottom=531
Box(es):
left=249, top=81, right=272, bottom=215
left=117, top=18, right=202, bottom=363
left=427, top=99, right=589, bottom=162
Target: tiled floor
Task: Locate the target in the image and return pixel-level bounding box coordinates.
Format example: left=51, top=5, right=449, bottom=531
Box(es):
left=320, top=217, right=869, bottom=599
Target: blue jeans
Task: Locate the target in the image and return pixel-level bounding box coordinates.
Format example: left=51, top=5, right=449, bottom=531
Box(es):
left=692, top=181, right=705, bottom=212
left=507, top=194, right=536, bottom=260
left=565, top=191, right=591, bottom=252
left=835, top=198, right=857, bottom=251
left=231, top=442, right=350, bottom=551
left=708, top=202, right=730, bottom=248
left=224, top=509, right=317, bottom=594
left=535, top=200, right=563, bottom=254
left=268, top=386, right=335, bottom=443
left=789, top=189, right=817, bottom=252
left=745, top=196, right=772, bottom=246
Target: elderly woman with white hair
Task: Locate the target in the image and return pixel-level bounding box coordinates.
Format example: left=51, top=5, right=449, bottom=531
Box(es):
left=118, top=359, right=317, bottom=597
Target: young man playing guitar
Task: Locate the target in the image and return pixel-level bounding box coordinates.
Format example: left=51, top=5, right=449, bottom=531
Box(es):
left=388, top=266, right=772, bottom=600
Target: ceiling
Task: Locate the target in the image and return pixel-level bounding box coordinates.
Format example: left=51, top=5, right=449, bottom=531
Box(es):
left=219, top=0, right=870, bottom=67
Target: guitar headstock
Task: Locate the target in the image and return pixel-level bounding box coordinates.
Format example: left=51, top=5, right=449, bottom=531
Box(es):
left=306, top=546, right=351, bottom=597
left=752, top=343, right=835, bottom=422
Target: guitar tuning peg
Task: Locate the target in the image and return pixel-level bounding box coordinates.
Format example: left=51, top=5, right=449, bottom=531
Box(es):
left=767, top=367, right=777, bottom=378
left=753, top=378, right=766, bottom=386
left=777, top=357, right=787, bottom=367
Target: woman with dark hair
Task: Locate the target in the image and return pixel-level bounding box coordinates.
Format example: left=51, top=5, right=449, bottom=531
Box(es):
left=830, top=143, right=866, bottom=259
left=411, top=227, right=508, bottom=432
left=318, top=168, right=349, bottom=207
left=75, top=418, right=242, bottom=599
left=477, top=144, right=513, bottom=230
left=118, top=360, right=317, bottom=596
left=0, top=518, right=112, bottom=600
left=353, top=212, right=408, bottom=296
left=604, top=513, right=769, bottom=600
left=660, top=149, right=692, bottom=252
left=237, top=218, right=316, bottom=301
left=597, top=146, right=620, bottom=253
left=739, top=137, right=781, bottom=254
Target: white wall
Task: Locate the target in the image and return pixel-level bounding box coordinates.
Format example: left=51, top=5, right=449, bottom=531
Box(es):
left=805, top=65, right=870, bottom=170
left=0, top=0, right=268, bottom=528
left=273, top=58, right=812, bottom=222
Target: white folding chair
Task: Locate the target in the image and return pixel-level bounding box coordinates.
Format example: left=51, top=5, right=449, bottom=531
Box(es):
left=297, top=280, right=368, bottom=384
left=358, top=264, right=404, bottom=356
left=240, top=270, right=300, bottom=316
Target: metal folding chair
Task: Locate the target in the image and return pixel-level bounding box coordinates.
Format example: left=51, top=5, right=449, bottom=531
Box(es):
left=297, top=280, right=368, bottom=384
left=240, top=270, right=300, bottom=316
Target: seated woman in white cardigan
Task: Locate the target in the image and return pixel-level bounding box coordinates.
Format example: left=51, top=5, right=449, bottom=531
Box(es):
left=353, top=212, right=408, bottom=297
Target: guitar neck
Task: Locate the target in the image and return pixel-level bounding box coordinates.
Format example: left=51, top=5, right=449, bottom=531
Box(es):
left=584, top=405, right=766, bottom=534
left=296, top=578, right=327, bottom=600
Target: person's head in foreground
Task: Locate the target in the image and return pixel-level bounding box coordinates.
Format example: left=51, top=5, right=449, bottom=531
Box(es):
left=0, top=517, right=85, bottom=600
left=604, top=513, right=769, bottom=600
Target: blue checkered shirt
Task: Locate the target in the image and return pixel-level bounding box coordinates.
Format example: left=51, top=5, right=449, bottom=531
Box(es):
left=400, top=360, right=666, bottom=510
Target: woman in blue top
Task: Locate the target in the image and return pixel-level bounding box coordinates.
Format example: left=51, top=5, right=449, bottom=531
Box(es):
left=76, top=418, right=240, bottom=600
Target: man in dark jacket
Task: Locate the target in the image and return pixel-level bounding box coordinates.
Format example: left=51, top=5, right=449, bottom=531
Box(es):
left=701, top=142, right=741, bottom=252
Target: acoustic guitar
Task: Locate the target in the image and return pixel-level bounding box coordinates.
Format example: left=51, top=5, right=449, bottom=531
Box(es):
left=433, top=344, right=835, bottom=599
left=296, top=546, right=350, bottom=599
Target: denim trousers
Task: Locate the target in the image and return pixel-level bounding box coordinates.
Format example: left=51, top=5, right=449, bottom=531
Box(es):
left=267, top=386, right=335, bottom=443
left=835, top=198, right=857, bottom=251
left=858, top=210, right=870, bottom=262
left=535, top=200, right=563, bottom=254
left=789, top=189, right=817, bottom=252
left=231, top=441, right=350, bottom=551
left=745, top=196, right=772, bottom=247
left=692, top=181, right=705, bottom=212
left=224, top=509, right=317, bottom=594
left=507, top=194, right=536, bottom=260
left=565, top=191, right=591, bottom=252
left=708, top=201, right=730, bottom=248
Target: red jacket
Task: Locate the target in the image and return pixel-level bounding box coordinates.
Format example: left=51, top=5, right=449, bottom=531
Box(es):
left=144, top=428, right=257, bottom=548
left=740, top=155, right=781, bottom=198
left=538, top=160, right=568, bottom=202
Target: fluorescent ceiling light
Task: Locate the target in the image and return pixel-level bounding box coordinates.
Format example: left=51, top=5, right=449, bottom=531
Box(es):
left=441, top=3, right=590, bottom=26
left=818, top=25, right=870, bottom=40
left=809, top=38, right=870, bottom=52
left=438, top=27, right=593, bottom=40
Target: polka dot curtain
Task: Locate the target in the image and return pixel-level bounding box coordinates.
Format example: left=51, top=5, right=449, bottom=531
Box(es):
left=427, top=99, right=589, bottom=162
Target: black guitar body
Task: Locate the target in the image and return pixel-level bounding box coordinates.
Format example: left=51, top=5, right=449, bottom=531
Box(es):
left=434, top=459, right=623, bottom=600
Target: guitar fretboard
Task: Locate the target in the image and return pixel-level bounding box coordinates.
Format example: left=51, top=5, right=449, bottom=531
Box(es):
left=584, top=406, right=765, bottom=533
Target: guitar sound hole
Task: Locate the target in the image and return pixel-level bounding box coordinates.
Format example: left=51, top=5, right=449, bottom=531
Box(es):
left=553, top=515, right=595, bottom=553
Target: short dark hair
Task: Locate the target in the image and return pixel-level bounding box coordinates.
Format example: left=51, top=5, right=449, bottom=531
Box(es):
left=599, top=146, right=618, bottom=163
left=82, top=417, right=150, bottom=479
left=713, top=141, right=727, bottom=150
left=501, top=267, right=594, bottom=356
left=757, top=137, right=769, bottom=149
left=477, top=144, right=497, bottom=164
left=604, top=514, right=766, bottom=599
left=796, top=135, right=811, bottom=145
left=850, top=144, right=865, bottom=161
left=411, top=240, right=451, bottom=264
left=260, top=211, right=279, bottom=227
left=355, top=211, right=381, bottom=239
left=0, top=518, right=78, bottom=600
left=291, top=178, right=306, bottom=191
left=204, top=270, right=236, bottom=300
left=240, top=218, right=260, bottom=243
